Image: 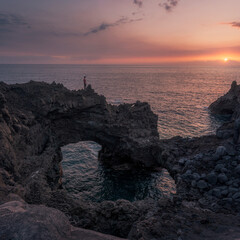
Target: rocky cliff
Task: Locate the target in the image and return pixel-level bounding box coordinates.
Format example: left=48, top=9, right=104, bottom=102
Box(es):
left=0, top=81, right=159, bottom=204
left=158, top=81, right=240, bottom=214
left=1, top=80, right=240, bottom=240
left=0, top=195, right=124, bottom=240
left=209, top=80, right=240, bottom=117
left=209, top=80, right=240, bottom=142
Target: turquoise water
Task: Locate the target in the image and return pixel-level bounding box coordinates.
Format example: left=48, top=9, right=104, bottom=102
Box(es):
left=1, top=64, right=239, bottom=202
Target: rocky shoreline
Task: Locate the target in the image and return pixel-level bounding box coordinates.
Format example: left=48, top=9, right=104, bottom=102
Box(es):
left=0, top=80, right=240, bottom=239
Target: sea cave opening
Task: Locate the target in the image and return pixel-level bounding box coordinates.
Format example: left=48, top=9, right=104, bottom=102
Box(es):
left=61, top=141, right=176, bottom=202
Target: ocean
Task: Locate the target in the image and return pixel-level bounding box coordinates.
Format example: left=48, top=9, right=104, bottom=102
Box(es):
left=1, top=64, right=239, bottom=202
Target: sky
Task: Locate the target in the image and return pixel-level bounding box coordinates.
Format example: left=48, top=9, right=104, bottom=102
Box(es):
left=1, top=0, right=240, bottom=64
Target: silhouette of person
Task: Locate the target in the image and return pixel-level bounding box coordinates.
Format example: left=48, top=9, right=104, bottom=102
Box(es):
left=83, top=76, right=87, bottom=89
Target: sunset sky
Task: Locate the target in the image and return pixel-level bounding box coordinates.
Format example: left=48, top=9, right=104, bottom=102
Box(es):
left=1, top=0, right=240, bottom=64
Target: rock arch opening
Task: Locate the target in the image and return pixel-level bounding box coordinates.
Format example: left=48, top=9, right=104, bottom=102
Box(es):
left=61, top=141, right=176, bottom=202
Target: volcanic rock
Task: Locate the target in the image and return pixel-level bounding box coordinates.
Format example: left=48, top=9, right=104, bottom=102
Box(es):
left=0, top=199, right=124, bottom=240
left=1, top=80, right=240, bottom=239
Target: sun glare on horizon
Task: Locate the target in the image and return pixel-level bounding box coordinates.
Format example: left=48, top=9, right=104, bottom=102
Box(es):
left=224, top=58, right=229, bottom=62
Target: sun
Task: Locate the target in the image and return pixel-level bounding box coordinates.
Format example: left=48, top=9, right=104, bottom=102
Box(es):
left=224, top=58, right=229, bottom=62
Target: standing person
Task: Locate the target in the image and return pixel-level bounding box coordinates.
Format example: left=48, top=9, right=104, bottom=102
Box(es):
left=83, top=75, right=87, bottom=89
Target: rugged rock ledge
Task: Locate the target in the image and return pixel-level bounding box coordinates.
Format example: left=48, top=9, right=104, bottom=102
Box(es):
left=158, top=81, right=240, bottom=214
left=0, top=81, right=159, bottom=203
left=209, top=80, right=240, bottom=117
left=0, top=80, right=240, bottom=239
left=0, top=195, right=124, bottom=240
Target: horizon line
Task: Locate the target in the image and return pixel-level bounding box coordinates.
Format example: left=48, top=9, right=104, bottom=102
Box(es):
left=0, top=60, right=240, bottom=66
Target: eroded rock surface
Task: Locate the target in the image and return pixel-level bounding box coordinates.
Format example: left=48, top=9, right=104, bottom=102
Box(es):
left=0, top=81, right=160, bottom=239
left=0, top=198, right=124, bottom=240
left=1, top=80, right=240, bottom=240
left=155, top=83, right=240, bottom=216
left=209, top=80, right=240, bottom=117
left=209, top=80, right=240, bottom=143
left=0, top=81, right=159, bottom=205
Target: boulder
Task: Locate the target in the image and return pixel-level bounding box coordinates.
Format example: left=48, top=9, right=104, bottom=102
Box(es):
left=235, top=165, right=240, bottom=175
left=232, top=192, right=240, bottom=200
left=197, top=180, right=208, bottom=189
left=218, top=173, right=228, bottom=184
left=215, top=164, right=225, bottom=172
left=212, top=188, right=221, bottom=198
left=215, top=146, right=227, bottom=157
left=206, top=173, right=217, bottom=185
left=0, top=200, right=123, bottom=240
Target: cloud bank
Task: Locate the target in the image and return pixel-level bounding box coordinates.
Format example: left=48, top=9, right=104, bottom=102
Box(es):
left=84, top=17, right=143, bottom=36
left=160, top=0, right=180, bottom=12
left=133, top=0, right=180, bottom=12
left=226, top=21, right=240, bottom=29
left=133, top=0, right=143, bottom=7
left=0, top=12, right=30, bottom=30
left=0, top=11, right=142, bottom=39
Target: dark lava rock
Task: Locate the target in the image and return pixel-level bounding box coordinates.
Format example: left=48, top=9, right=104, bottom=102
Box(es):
left=1, top=80, right=240, bottom=239
left=192, top=173, right=200, bottom=180
left=197, top=180, right=208, bottom=189
left=215, top=164, right=225, bottom=172
left=0, top=200, right=122, bottom=240
left=222, top=198, right=233, bottom=204
left=0, top=81, right=161, bottom=238
left=221, top=167, right=228, bottom=173
left=221, top=189, right=229, bottom=197
left=232, top=192, right=240, bottom=200
left=232, top=161, right=238, bottom=167
left=209, top=81, right=240, bottom=116
left=218, top=173, right=228, bottom=184
left=235, top=165, right=240, bottom=175
left=206, top=173, right=218, bottom=185
left=215, top=146, right=227, bottom=157
left=228, top=187, right=238, bottom=193
left=191, top=180, right=197, bottom=187
left=0, top=81, right=160, bottom=205
left=212, top=188, right=222, bottom=198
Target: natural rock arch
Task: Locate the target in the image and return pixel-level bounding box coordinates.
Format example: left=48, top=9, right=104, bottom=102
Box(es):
left=0, top=81, right=160, bottom=204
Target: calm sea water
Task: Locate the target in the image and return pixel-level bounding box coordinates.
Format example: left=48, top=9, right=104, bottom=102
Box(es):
left=1, top=64, right=238, bottom=138
left=61, top=141, right=176, bottom=202
left=1, top=64, right=239, bottom=202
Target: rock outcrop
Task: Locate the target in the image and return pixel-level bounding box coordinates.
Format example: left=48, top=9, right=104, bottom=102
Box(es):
left=157, top=81, right=240, bottom=215
left=209, top=80, right=240, bottom=117
left=209, top=80, right=240, bottom=143
left=1, top=80, right=240, bottom=240
left=0, top=81, right=159, bottom=205
left=0, top=81, right=161, bottom=239
left=0, top=197, right=124, bottom=240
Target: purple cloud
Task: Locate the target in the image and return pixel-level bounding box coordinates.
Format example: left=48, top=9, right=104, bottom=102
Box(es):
left=133, top=0, right=143, bottom=7
left=226, top=21, right=240, bottom=29
left=84, top=17, right=143, bottom=36
left=159, top=0, right=180, bottom=12
left=0, top=12, right=30, bottom=30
